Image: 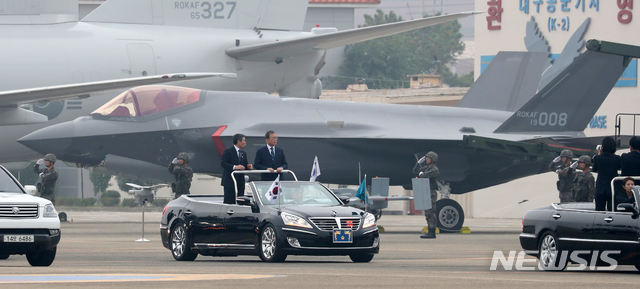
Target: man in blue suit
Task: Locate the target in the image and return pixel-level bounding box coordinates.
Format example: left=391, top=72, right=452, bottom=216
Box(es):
left=254, top=130, right=288, bottom=181
left=221, top=133, right=253, bottom=204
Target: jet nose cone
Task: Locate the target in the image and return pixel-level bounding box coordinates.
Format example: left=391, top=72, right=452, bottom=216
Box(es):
left=18, top=121, right=75, bottom=160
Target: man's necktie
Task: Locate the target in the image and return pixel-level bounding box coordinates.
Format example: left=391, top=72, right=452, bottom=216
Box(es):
left=270, top=147, right=275, bottom=163
left=238, top=150, right=242, bottom=163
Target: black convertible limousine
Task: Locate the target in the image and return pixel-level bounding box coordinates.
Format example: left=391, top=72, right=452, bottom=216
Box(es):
left=520, top=177, right=640, bottom=271
left=160, top=171, right=379, bottom=262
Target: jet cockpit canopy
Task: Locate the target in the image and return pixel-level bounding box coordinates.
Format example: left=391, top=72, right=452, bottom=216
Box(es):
left=91, top=85, right=201, bottom=118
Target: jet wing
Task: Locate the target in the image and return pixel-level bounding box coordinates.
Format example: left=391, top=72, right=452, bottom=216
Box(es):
left=225, top=12, right=481, bottom=62
left=0, top=73, right=236, bottom=107
left=0, top=72, right=236, bottom=126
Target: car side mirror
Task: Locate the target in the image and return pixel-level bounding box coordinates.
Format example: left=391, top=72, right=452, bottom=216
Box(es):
left=24, top=185, right=37, bottom=196
left=617, top=203, right=639, bottom=217
left=339, top=196, right=350, bottom=205
left=236, top=196, right=253, bottom=206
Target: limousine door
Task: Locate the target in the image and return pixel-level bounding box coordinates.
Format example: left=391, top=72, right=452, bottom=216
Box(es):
left=549, top=208, right=598, bottom=250
left=593, top=211, right=640, bottom=259
left=218, top=204, right=259, bottom=248
left=186, top=201, right=224, bottom=245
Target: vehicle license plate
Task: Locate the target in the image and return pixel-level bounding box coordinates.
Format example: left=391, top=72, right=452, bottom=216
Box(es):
left=3, top=235, right=34, bottom=242
left=333, top=229, right=352, bottom=243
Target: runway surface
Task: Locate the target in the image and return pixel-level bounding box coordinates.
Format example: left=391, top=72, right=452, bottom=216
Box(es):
left=2, top=213, right=640, bottom=288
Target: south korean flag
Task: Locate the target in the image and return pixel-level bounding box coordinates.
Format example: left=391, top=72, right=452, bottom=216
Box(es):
left=265, top=176, right=282, bottom=204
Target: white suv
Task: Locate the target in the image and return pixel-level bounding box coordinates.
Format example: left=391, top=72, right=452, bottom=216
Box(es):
left=0, top=165, right=60, bottom=266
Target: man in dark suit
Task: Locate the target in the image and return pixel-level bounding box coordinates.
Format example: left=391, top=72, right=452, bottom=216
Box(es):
left=254, top=130, right=288, bottom=181
left=221, top=133, right=253, bottom=204
left=621, top=136, right=640, bottom=176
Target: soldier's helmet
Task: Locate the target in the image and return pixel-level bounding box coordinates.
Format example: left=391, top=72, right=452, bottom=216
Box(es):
left=43, top=153, right=57, bottom=163
left=578, top=155, right=592, bottom=166
left=560, top=149, right=574, bottom=159
left=425, top=151, right=438, bottom=163
left=177, top=152, right=190, bottom=162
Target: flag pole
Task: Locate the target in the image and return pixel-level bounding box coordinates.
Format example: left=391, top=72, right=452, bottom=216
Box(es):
left=364, top=174, right=367, bottom=213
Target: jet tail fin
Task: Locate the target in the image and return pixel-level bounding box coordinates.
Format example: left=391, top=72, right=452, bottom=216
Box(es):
left=456, top=51, right=548, bottom=112
left=494, top=40, right=640, bottom=134
left=82, top=0, right=307, bottom=31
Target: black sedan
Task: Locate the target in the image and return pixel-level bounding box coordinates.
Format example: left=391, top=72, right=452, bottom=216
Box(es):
left=160, top=181, right=380, bottom=262
left=520, top=177, right=640, bottom=271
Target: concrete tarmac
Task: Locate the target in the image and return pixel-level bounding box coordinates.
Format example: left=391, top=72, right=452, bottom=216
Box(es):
left=2, top=212, right=640, bottom=288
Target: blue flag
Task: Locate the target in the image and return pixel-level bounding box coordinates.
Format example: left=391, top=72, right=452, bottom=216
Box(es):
left=355, top=177, right=368, bottom=204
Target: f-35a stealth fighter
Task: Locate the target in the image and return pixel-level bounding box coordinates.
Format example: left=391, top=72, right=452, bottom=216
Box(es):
left=19, top=40, right=640, bottom=208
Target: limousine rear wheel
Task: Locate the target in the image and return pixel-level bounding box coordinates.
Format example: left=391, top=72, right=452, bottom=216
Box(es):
left=538, top=231, right=566, bottom=271
left=171, top=221, right=197, bottom=261
left=259, top=224, right=286, bottom=262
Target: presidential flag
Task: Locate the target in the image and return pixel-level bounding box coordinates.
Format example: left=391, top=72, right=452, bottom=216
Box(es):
left=265, top=176, right=282, bottom=204
left=309, top=156, right=321, bottom=182
left=355, top=176, right=368, bottom=205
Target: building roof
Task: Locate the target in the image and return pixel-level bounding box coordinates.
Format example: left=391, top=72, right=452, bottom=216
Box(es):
left=80, top=0, right=380, bottom=4
left=309, top=0, right=381, bottom=3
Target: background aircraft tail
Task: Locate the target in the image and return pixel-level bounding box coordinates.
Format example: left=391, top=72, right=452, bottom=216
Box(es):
left=494, top=40, right=639, bottom=134
left=82, top=0, right=308, bottom=31
left=456, top=51, right=548, bottom=112
left=0, top=0, right=77, bottom=24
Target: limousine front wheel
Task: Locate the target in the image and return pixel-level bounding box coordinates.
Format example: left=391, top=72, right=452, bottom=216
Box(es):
left=259, top=224, right=286, bottom=262
left=538, top=232, right=566, bottom=271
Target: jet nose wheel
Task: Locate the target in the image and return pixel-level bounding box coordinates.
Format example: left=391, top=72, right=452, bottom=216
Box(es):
left=436, top=199, right=464, bottom=232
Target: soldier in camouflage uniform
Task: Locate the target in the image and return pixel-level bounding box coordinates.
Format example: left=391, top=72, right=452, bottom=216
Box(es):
left=549, top=149, right=577, bottom=202
left=33, top=153, right=58, bottom=205
left=572, top=155, right=596, bottom=202
left=413, top=151, right=439, bottom=239
left=168, top=152, right=193, bottom=199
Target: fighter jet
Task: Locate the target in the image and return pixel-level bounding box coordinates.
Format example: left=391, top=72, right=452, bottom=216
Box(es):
left=19, top=39, right=638, bottom=187
left=19, top=39, right=638, bottom=230
left=0, top=0, right=477, bottom=164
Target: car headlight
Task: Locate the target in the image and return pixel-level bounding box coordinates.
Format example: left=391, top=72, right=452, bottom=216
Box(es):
left=362, top=213, right=376, bottom=228
left=281, top=212, right=312, bottom=229
left=43, top=203, right=58, bottom=218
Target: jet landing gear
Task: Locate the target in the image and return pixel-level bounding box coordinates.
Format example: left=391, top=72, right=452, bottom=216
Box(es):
left=436, top=199, right=464, bottom=232
left=435, top=181, right=465, bottom=232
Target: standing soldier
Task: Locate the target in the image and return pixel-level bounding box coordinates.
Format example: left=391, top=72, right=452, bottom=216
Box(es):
left=549, top=149, right=577, bottom=202
left=413, top=151, right=439, bottom=239
left=168, top=152, right=193, bottom=199
left=33, top=153, right=58, bottom=205
left=572, top=155, right=596, bottom=202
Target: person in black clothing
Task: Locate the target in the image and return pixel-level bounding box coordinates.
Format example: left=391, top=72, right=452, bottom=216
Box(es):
left=592, top=137, right=621, bottom=211
left=621, top=136, right=640, bottom=176
left=614, top=177, right=636, bottom=207
left=221, top=133, right=253, bottom=204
